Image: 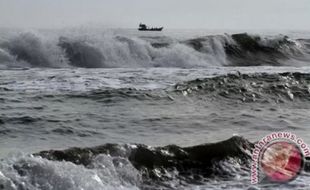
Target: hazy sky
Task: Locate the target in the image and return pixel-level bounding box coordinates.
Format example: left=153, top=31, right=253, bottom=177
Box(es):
left=0, top=0, right=309, bottom=30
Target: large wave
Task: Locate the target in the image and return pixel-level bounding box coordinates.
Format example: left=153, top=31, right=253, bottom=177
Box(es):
left=0, top=30, right=309, bottom=68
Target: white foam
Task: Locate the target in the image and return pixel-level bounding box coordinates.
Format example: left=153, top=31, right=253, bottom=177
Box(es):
left=0, top=154, right=141, bottom=190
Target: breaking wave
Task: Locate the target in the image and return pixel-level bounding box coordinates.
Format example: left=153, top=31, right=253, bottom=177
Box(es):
left=1, top=136, right=309, bottom=189
left=0, top=32, right=66, bottom=68
left=0, top=136, right=253, bottom=189
left=0, top=30, right=309, bottom=68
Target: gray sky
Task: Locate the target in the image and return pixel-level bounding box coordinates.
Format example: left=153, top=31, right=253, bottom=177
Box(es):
left=0, top=0, right=309, bottom=30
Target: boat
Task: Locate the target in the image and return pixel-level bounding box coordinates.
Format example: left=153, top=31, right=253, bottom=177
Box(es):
left=138, top=23, right=163, bottom=31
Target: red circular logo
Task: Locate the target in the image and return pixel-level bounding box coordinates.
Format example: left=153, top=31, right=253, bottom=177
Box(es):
left=260, top=141, right=304, bottom=183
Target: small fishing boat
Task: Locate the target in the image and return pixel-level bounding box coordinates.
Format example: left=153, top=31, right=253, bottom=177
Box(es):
left=138, top=23, right=163, bottom=31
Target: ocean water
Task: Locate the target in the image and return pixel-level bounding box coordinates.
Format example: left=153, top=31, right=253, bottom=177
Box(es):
left=1, top=28, right=310, bottom=189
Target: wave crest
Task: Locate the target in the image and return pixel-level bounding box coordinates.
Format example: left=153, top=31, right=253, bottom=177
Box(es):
left=35, top=136, right=252, bottom=181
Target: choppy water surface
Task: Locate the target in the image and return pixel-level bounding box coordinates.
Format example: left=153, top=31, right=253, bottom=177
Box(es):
left=1, top=29, right=310, bottom=189
left=1, top=67, right=310, bottom=189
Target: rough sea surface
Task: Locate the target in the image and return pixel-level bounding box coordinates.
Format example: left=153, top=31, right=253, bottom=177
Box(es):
left=1, top=29, right=310, bottom=189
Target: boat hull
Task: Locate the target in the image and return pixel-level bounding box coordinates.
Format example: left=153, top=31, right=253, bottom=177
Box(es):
left=138, top=27, right=163, bottom=31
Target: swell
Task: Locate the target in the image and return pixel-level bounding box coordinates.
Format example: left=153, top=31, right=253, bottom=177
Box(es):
left=7, top=72, right=308, bottom=106
left=174, top=72, right=310, bottom=103
left=54, top=72, right=310, bottom=104
left=0, top=31, right=309, bottom=68
left=60, top=88, right=172, bottom=103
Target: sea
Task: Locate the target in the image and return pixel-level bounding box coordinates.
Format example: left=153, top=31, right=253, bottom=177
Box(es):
left=0, top=28, right=310, bottom=189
